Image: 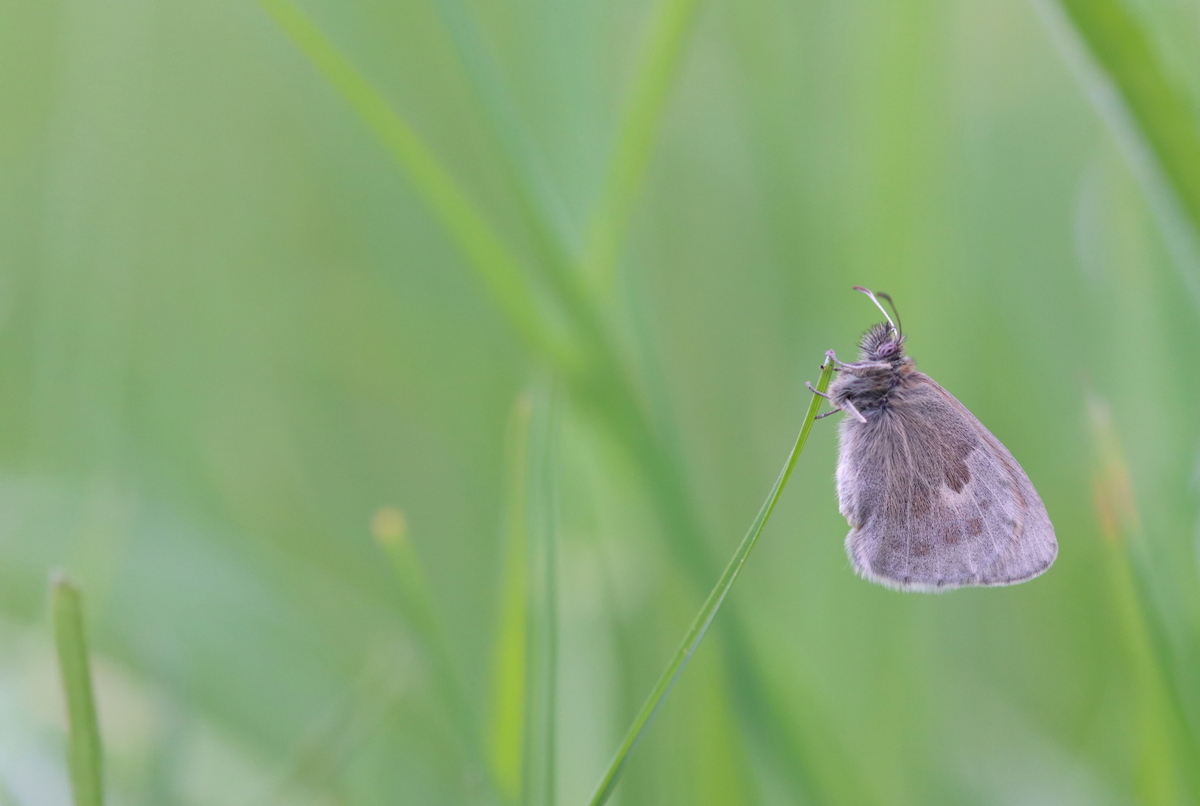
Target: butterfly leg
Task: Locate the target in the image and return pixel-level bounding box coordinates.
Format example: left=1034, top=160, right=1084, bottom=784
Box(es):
left=807, top=381, right=863, bottom=423
left=840, top=399, right=868, bottom=424
left=806, top=381, right=832, bottom=400
left=829, top=348, right=895, bottom=372
left=828, top=350, right=852, bottom=370
left=835, top=359, right=892, bottom=371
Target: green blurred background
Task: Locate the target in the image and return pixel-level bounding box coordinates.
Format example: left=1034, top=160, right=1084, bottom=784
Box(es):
left=3, top=0, right=1200, bottom=803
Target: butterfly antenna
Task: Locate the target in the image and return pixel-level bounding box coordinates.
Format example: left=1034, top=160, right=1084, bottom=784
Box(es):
left=876, top=292, right=903, bottom=338
left=851, top=286, right=898, bottom=337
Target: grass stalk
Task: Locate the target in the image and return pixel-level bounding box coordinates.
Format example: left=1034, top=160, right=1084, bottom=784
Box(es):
left=490, top=393, right=535, bottom=802
left=1104, top=542, right=1190, bottom=804
left=523, top=385, right=561, bottom=806
left=51, top=571, right=104, bottom=806
left=582, top=0, right=704, bottom=292
left=255, top=0, right=719, bottom=612
left=260, top=6, right=831, bottom=796
left=1088, top=395, right=1200, bottom=802
left=1046, top=0, right=1200, bottom=306
left=371, top=508, right=505, bottom=804
left=256, top=0, right=572, bottom=370
left=261, top=661, right=407, bottom=805
left=428, top=0, right=578, bottom=265
left=586, top=354, right=836, bottom=806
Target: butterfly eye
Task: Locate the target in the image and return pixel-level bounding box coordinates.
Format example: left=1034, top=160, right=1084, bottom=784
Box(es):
left=879, top=341, right=897, bottom=357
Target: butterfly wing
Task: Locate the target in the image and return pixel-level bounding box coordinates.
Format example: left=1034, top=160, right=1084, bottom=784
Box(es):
left=836, top=373, right=1057, bottom=591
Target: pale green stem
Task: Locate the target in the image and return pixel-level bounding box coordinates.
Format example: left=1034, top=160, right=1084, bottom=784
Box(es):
left=586, top=354, right=836, bottom=806
left=52, top=572, right=105, bottom=806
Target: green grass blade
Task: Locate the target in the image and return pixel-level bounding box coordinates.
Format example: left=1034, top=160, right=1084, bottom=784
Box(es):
left=428, top=0, right=578, bottom=264
left=586, top=354, right=836, bottom=806
left=1106, top=545, right=1190, bottom=804
left=372, top=509, right=442, bottom=651
left=261, top=661, right=408, bottom=805
left=257, top=0, right=572, bottom=370
left=490, top=393, right=535, bottom=802
left=259, top=3, right=832, bottom=797
left=1047, top=0, right=1200, bottom=241
left=426, top=0, right=621, bottom=388
left=583, top=0, right=704, bottom=292
left=51, top=571, right=105, bottom=806
left=257, top=0, right=743, bottom=633
left=524, top=386, right=560, bottom=806
left=372, top=508, right=505, bottom=804
left=1088, top=395, right=1200, bottom=803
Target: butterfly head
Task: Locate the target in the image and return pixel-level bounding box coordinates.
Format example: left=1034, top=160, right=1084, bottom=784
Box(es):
left=859, top=321, right=906, bottom=362
left=852, top=286, right=906, bottom=363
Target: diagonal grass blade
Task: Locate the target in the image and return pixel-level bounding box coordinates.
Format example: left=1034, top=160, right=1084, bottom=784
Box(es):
left=257, top=0, right=570, bottom=369
left=587, top=354, right=836, bottom=806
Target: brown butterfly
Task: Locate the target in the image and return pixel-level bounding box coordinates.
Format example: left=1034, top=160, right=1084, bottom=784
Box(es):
left=809, top=287, right=1057, bottom=591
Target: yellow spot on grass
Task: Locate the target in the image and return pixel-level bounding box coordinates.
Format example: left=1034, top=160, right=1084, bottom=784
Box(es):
left=371, top=506, right=408, bottom=547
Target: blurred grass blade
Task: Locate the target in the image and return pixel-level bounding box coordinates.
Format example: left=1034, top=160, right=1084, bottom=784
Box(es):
left=524, top=385, right=560, bottom=806
left=486, top=386, right=560, bottom=806
left=372, top=508, right=504, bottom=804
left=260, top=3, right=834, bottom=798
left=1105, top=547, right=1189, bottom=804
left=261, top=649, right=413, bottom=804
left=587, top=355, right=835, bottom=806
left=429, top=0, right=578, bottom=264
left=257, top=0, right=572, bottom=369
left=489, top=393, right=535, bottom=802
left=373, top=508, right=440, bottom=647
left=426, top=0, right=844, bottom=784
left=427, top=0, right=613, bottom=377
left=1087, top=395, right=1199, bottom=803
left=583, top=0, right=703, bottom=292
left=1046, top=0, right=1200, bottom=285
left=51, top=571, right=104, bottom=806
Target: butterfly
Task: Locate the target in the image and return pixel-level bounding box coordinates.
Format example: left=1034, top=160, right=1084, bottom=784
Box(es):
left=809, top=287, right=1057, bottom=591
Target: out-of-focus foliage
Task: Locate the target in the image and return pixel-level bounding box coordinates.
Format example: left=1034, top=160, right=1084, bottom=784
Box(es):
left=1, top=0, right=1199, bottom=803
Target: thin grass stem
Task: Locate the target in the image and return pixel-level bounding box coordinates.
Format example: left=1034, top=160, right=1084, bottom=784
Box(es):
left=51, top=571, right=105, bottom=806
left=257, top=0, right=572, bottom=370
left=428, top=0, right=578, bottom=264
left=491, top=393, right=535, bottom=802
left=523, top=384, right=561, bottom=806
left=586, top=354, right=836, bottom=806
left=372, top=509, right=506, bottom=805
left=261, top=6, right=832, bottom=795
left=582, top=0, right=704, bottom=292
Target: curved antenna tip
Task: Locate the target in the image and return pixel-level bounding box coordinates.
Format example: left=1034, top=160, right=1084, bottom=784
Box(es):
left=850, top=286, right=899, bottom=335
